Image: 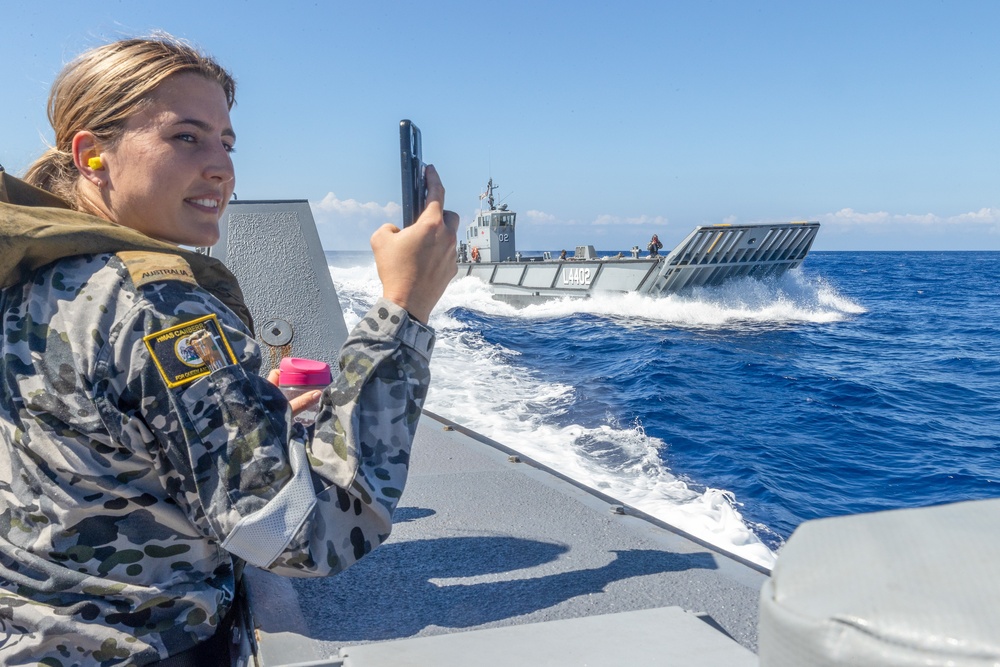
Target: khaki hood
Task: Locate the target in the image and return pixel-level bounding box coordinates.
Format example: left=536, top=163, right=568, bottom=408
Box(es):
left=0, top=168, right=253, bottom=333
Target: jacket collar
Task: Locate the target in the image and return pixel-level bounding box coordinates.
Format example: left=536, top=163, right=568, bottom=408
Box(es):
left=0, top=168, right=254, bottom=333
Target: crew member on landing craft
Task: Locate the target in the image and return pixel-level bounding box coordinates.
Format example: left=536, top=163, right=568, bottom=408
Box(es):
left=0, top=35, right=458, bottom=665
left=648, top=234, right=663, bottom=257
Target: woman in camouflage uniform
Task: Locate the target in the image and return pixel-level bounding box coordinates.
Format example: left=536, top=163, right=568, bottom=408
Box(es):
left=0, top=36, right=457, bottom=665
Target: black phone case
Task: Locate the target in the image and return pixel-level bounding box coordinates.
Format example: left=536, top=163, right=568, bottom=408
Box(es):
left=399, top=120, right=426, bottom=227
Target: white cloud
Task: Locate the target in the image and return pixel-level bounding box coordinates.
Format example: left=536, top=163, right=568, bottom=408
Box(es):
left=515, top=209, right=585, bottom=228
left=524, top=209, right=557, bottom=223
left=820, top=207, right=1000, bottom=227
left=592, top=213, right=669, bottom=226
left=310, top=193, right=401, bottom=250
left=313, top=192, right=400, bottom=220
left=808, top=207, right=1000, bottom=249
left=949, top=208, right=1000, bottom=225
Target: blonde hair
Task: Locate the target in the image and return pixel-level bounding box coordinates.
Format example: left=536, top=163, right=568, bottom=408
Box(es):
left=24, top=35, right=236, bottom=209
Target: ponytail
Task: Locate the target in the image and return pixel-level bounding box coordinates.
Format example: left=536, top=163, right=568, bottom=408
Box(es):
left=23, top=146, right=78, bottom=207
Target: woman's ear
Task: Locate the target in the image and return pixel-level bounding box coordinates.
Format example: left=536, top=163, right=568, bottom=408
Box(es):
left=71, top=131, right=106, bottom=187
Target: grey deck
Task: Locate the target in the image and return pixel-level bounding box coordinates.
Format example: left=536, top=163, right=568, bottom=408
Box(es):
left=247, top=411, right=767, bottom=665
left=337, top=606, right=757, bottom=667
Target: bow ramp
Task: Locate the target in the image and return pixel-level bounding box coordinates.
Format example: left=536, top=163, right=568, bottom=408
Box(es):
left=644, top=221, right=820, bottom=295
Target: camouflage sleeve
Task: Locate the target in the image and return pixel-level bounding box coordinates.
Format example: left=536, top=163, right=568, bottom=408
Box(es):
left=116, top=281, right=433, bottom=577
left=266, top=302, right=434, bottom=575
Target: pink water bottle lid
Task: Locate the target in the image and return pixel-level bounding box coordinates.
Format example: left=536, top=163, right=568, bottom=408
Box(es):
left=278, top=357, right=332, bottom=386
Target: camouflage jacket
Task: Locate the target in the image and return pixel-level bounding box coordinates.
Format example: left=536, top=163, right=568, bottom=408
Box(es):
left=0, top=204, right=434, bottom=665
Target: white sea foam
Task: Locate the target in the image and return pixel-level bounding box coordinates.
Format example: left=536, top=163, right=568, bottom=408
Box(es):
left=447, top=268, right=865, bottom=328
left=328, top=259, right=863, bottom=570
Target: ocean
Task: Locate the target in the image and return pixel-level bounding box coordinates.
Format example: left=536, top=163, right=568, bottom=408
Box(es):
left=327, top=250, right=1000, bottom=570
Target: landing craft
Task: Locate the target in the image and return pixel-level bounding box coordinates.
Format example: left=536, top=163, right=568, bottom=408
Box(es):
left=456, top=179, right=821, bottom=305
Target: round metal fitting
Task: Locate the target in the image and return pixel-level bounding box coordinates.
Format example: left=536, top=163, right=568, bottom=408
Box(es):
left=260, top=318, right=294, bottom=347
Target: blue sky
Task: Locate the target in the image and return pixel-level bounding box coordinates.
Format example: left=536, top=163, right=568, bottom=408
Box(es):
left=3, top=1, right=998, bottom=251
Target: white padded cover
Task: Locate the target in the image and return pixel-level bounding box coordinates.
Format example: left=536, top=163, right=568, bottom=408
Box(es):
left=759, top=498, right=1000, bottom=666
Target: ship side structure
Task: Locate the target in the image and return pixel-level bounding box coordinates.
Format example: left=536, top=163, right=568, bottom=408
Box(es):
left=456, top=179, right=820, bottom=306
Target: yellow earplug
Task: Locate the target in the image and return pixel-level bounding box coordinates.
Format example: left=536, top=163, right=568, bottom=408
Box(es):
left=87, top=156, right=104, bottom=170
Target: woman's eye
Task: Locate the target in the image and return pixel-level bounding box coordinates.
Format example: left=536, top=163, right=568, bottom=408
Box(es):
left=223, top=143, right=236, bottom=154
left=176, top=133, right=197, bottom=143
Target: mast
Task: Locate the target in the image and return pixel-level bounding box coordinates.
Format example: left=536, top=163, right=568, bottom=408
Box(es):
left=480, top=177, right=497, bottom=211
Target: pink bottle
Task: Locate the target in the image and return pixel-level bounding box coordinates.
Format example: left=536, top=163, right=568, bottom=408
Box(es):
left=278, top=357, right=332, bottom=425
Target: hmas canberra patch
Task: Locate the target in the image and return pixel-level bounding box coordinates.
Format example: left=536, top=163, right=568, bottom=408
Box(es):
left=144, top=314, right=238, bottom=388
left=117, top=251, right=198, bottom=289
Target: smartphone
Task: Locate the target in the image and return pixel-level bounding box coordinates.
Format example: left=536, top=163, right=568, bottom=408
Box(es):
left=399, top=120, right=426, bottom=227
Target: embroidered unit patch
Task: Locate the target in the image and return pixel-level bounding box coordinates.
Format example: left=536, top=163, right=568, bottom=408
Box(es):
left=144, top=314, right=238, bottom=388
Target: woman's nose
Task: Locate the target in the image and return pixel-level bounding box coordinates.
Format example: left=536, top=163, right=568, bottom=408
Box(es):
left=204, top=144, right=235, bottom=183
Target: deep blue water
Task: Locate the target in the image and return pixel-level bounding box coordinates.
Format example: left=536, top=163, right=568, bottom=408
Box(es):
left=444, top=252, right=1000, bottom=548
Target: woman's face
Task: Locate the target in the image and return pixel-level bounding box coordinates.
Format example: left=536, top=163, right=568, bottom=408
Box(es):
left=99, top=73, right=236, bottom=246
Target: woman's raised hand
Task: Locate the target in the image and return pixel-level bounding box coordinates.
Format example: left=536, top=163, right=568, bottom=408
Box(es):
left=370, top=164, right=459, bottom=323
